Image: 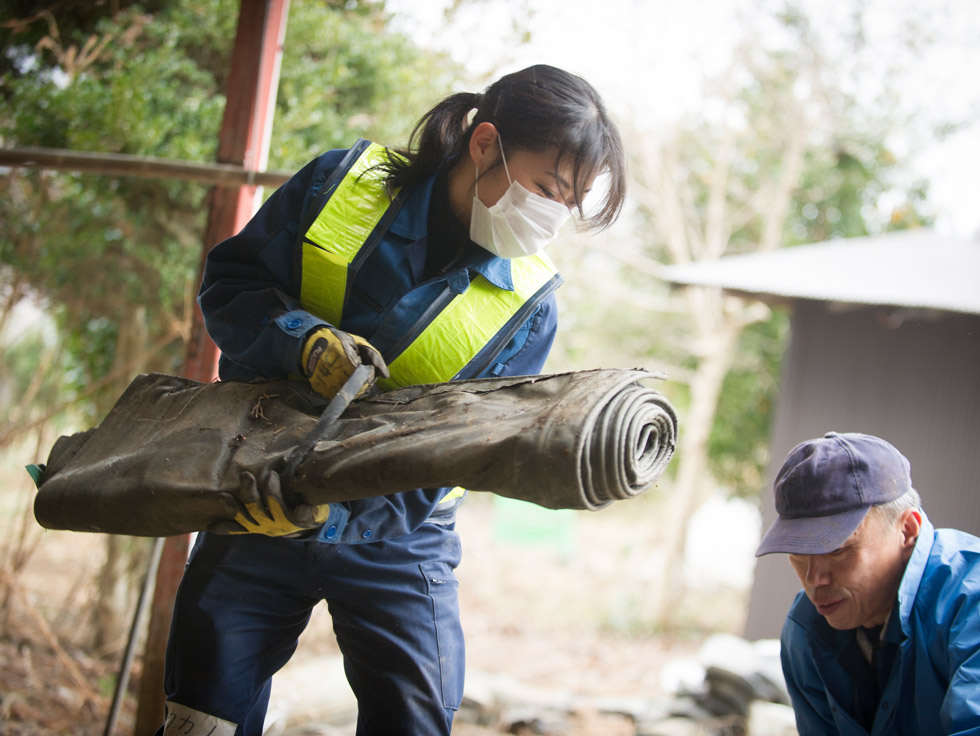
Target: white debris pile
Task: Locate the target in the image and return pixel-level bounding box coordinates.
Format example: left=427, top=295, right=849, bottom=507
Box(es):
left=456, top=633, right=798, bottom=736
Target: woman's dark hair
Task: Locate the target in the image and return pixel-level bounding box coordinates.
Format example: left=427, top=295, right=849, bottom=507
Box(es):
left=381, top=64, right=627, bottom=230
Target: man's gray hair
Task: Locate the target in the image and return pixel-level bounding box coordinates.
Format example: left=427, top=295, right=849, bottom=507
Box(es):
left=871, top=488, right=922, bottom=524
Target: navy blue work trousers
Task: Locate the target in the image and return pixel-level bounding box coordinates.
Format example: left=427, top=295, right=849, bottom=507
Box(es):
left=159, top=522, right=464, bottom=736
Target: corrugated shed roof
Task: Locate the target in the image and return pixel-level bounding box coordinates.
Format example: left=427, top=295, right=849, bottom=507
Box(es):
left=659, top=229, right=980, bottom=316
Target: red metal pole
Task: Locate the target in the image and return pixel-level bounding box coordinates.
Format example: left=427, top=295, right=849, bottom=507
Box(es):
left=132, top=2, right=289, bottom=733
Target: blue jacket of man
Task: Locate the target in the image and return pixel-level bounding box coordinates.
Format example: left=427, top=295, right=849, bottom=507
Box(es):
left=780, top=514, right=980, bottom=735
left=197, top=147, right=559, bottom=544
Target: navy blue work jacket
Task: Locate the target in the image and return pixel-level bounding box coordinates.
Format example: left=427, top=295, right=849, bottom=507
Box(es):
left=197, top=147, right=559, bottom=544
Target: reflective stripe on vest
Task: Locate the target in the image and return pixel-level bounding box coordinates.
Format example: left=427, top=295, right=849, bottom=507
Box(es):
left=298, top=140, right=561, bottom=390
left=376, top=258, right=558, bottom=390
left=300, top=141, right=397, bottom=326
left=438, top=487, right=467, bottom=505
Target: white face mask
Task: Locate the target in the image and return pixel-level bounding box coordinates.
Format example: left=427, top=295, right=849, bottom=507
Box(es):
left=469, top=141, right=571, bottom=259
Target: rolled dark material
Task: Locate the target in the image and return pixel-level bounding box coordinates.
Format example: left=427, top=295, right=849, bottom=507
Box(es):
left=33, top=369, right=677, bottom=537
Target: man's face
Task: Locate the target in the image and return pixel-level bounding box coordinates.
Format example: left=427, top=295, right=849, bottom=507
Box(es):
left=788, top=510, right=919, bottom=630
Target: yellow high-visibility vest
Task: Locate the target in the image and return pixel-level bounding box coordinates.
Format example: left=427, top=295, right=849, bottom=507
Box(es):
left=298, top=139, right=562, bottom=390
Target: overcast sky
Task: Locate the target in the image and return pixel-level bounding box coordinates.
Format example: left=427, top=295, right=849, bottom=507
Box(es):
left=388, top=0, right=980, bottom=239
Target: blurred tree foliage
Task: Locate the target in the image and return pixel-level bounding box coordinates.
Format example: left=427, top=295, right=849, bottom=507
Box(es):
left=702, top=49, right=930, bottom=497
left=0, top=0, right=459, bottom=652
left=0, top=0, right=457, bottom=428
left=550, top=14, right=933, bottom=511
left=540, top=11, right=937, bottom=624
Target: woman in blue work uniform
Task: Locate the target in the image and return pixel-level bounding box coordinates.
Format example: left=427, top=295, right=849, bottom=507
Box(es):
left=160, top=64, right=627, bottom=736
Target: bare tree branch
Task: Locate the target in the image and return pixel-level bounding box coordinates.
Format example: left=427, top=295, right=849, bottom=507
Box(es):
left=704, top=123, right=736, bottom=260
left=760, top=111, right=809, bottom=252
left=0, top=329, right=185, bottom=450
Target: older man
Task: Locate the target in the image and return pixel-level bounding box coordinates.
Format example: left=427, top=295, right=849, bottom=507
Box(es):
left=756, top=431, right=980, bottom=735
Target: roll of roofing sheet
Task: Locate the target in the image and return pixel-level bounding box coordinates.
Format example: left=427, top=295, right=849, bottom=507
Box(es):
left=296, top=368, right=677, bottom=511
left=33, top=369, right=677, bottom=536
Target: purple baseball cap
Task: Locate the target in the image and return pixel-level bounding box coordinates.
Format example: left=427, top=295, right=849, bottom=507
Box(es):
left=755, top=432, right=913, bottom=556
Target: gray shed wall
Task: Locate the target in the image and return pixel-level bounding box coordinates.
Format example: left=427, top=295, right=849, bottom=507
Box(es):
left=743, top=300, right=980, bottom=641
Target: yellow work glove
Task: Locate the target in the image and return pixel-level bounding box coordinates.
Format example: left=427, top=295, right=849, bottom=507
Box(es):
left=301, top=327, right=389, bottom=400
left=210, top=470, right=329, bottom=537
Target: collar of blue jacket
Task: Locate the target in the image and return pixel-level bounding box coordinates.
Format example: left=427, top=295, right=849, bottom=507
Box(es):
left=389, top=168, right=517, bottom=292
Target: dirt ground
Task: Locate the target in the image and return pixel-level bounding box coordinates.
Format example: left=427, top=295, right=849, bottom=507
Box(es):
left=0, top=471, right=751, bottom=735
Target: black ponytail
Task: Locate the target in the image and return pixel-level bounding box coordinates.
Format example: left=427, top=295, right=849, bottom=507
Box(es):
left=380, top=65, right=627, bottom=231
left=379, top=91, right=481, bottom=193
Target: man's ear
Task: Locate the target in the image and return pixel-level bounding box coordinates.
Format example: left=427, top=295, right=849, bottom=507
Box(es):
left=899, top=508, right=922, bottom=554
left=468, top=121, right=499, bottom=171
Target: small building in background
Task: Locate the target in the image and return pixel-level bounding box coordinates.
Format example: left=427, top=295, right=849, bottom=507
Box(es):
left=661, top=228, right=980, bottom=640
